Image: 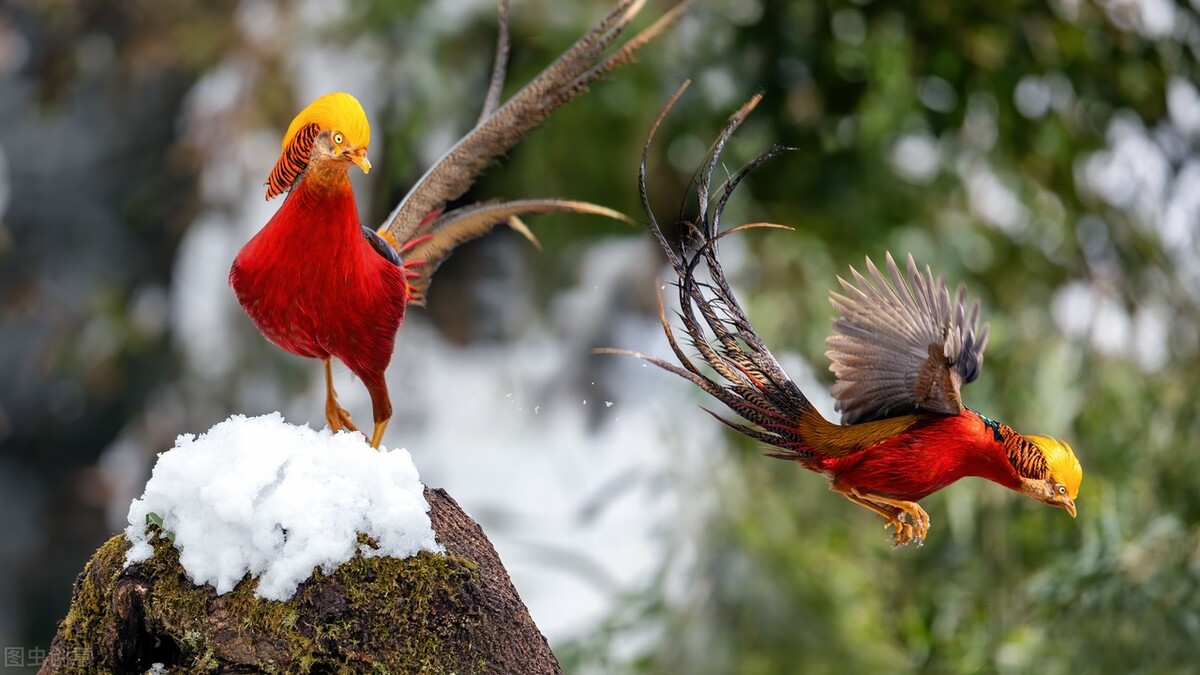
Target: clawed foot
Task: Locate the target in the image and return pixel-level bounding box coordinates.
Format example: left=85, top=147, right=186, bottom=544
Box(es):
left=325, top=399, right=358, bottom=433
left=843, top=488, right=931, bottom=548
left=882, top=504, right=930, bottom=548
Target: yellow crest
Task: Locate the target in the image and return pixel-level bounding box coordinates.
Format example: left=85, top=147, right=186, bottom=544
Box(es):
left=266, top=92, right=371, bottom=199
left=1027, top=435, right=1082, bottom=499
left=281, top=92, right=370, bottom=151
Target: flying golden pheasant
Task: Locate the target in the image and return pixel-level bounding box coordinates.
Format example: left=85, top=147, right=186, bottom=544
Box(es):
left=607, top=85, right=1082, bottom=546
left=231, top=1, right=683, bottom=447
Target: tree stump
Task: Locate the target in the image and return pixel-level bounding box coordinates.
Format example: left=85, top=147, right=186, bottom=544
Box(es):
left=40, top=487, right=561, bottom=674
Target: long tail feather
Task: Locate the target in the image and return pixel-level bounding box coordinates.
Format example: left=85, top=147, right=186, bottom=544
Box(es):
left=622, top=84, right=856, bottom=459
left=379, top=0, right=682, bottom=246
left=476, top=0, right=511, bottom=126
left=504, top=215, right=542, bottom=251
left=403, top=198, right=631, bottom=305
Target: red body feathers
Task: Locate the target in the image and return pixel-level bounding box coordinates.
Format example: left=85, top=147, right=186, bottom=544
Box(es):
left=812, top=412, right=1022, bottom=502
left=230, top=173, right=407, bottom=419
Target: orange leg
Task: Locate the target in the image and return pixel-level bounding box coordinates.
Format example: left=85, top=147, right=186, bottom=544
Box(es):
left=369, top=419, right=390, bottom=449
left=841, top=488, right=930, bottom=548
left=324, top=359, right=358, bottom=433
left=363, top=374, right=392, bottom=450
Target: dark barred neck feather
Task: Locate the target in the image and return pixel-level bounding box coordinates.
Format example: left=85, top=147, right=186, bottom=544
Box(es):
left=267, top=122, right=320, bottom=200
left=978, top=411, right=1049, bottom=480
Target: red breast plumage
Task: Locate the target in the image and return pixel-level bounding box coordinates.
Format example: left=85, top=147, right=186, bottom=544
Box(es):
left=227, top=1, right=684, bottom=448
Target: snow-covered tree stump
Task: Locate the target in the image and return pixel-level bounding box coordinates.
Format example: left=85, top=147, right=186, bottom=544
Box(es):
left=40, top=487, right=560, bottom=674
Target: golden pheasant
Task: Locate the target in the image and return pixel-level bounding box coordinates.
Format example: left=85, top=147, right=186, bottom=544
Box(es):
left=608, top=85, right=1082, bottom=546
left=230, top=0, right=684, bottom=447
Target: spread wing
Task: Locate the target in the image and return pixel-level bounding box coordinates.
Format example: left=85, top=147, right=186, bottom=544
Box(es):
left=825, top=252, right=990, bottom=424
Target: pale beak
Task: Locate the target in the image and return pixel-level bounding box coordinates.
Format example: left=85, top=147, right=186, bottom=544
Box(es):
left=1061, top=498, right=1077, bottom=519
left=351, top=152, right=372, bottom=175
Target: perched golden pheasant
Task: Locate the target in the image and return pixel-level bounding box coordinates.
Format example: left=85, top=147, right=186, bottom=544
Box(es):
left=608, top=85, right=1082, bottom=546
left=231, top=1, right=683, bottom=447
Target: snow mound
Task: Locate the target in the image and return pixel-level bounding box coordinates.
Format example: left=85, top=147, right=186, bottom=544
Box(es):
left=125, top=413, right=442, bottom=601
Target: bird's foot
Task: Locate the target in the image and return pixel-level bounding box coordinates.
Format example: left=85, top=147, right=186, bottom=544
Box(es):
left=325, top=400, right=358, bottom=434
left=846, top=489, right=930, bottom=548
left=882, top=502, right=929, bottom=548
left=884, top=516, right=918, bottom=548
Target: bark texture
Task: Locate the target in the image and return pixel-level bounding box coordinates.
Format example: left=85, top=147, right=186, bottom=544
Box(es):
left=40, top=487, right=560, bottom=674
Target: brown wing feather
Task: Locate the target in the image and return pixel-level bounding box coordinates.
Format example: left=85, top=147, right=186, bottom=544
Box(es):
left=825, top=252, right=990, bottom=424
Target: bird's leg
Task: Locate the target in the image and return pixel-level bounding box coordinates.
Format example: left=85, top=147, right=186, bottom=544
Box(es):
left=370, top=419, right=390, bottom=449
left=363, top=375, right=393, bottom=450
left=324, top=359, right=358, bottom=433
left=843, top=489, right=930, bottom=547
left=862, top=493, right=930, bottom=541
left=841, top=490, right=914, bottom=546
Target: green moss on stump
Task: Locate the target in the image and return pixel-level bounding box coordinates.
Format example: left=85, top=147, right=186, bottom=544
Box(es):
left=42, top=487, right=560, bottom=675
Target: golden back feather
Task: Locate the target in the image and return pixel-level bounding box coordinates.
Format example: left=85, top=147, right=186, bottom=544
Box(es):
left=796, top=409, right=922, bottom=456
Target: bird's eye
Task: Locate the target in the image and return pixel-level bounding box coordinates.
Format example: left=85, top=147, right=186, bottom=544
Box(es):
left=1057, top=485, right=1067, bottom=495
left=332, top=132, right=344, bottom=145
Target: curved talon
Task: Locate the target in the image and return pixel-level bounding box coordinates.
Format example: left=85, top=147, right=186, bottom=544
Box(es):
left=884, top=515, right=916, bottom=547
left=890, top=520, right=916, bottom=548
left=899, top=503, right=930, bottom=544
